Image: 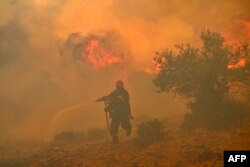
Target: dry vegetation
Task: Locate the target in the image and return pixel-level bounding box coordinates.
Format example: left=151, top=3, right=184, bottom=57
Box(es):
left=0, top=118, right=249, bottom=167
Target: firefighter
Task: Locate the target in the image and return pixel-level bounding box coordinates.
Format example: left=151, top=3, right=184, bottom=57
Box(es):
left=105, top=80, right=133, bottom=144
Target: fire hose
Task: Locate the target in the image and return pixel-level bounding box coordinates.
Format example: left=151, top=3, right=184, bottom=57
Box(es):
left=95, top=96, right=111, bottom=135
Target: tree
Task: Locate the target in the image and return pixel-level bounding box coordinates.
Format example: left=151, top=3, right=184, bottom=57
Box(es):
left=153, top=30, right=250, bottom=129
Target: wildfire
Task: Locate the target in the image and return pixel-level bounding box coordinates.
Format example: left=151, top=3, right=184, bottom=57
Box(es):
left=143, top=57, right=166, bottom=75
left=84, top=39, right=123, bottom=69
left=228, top=58, right=246, bottom=69
left=220, top=16, right=250, bottom=44
left=71, top=32, right=127, bottom=70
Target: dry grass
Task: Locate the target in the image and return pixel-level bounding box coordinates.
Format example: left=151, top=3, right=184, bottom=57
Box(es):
left=0, top=123, right=249, bottom=167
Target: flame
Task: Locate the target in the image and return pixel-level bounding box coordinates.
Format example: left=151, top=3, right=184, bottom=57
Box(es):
left=85, top=39, right=99, bottom=53
left=84, top=38, right=123, bottom=69
left=228, top=58, right=246, bottom=69
left=220, top=17, right=250, bottom=44
left=144, top=57, right=165, bottom=75
left=71, top=32, right=127, bottom=70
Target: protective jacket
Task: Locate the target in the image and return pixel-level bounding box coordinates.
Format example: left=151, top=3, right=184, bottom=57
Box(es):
left=106, top=88, right=131, bottom=117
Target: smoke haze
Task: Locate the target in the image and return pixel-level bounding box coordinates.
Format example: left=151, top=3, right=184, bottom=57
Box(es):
left=0, top=0, right=249, bottom=141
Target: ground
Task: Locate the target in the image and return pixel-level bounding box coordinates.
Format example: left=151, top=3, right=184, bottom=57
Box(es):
left=0, top=123, right=249, bottom=167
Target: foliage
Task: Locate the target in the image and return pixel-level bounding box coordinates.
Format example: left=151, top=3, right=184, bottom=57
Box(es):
left=53, top=131, right=85, bottom=144
left=135, top=119, right=166, bottom=147
left=86, top=127, right=107, bottom=141
left=153, top=30, right=250, bottom=129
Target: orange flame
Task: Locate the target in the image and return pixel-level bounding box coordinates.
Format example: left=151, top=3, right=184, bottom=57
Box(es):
left=83, top=38, right=124, bottom=69
left=220, top=17, right=250, bottom=44
left=143, top=57, right=166, bottom=75
left=228, top=58, right=246, bottom=69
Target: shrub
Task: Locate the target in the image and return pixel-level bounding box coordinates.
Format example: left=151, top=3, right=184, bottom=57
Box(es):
left=135, top=119, right=166, bottom=147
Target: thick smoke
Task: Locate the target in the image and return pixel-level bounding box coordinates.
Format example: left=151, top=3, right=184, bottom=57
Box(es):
left=0, top=0, right=249, bottom=141
left=69, top=31, right=130, bottom=70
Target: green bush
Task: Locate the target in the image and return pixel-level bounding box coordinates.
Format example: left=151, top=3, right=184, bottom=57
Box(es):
left=135, top=119, right=166, bottom=147
left=87, top=127, right=107, bottom=141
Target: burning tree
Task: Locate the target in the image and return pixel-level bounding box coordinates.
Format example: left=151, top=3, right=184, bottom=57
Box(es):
left=153, top=30, right=250, bottom=129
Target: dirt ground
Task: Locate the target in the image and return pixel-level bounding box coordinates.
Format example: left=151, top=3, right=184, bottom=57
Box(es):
left=0, top=123, right=249, bottom=167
